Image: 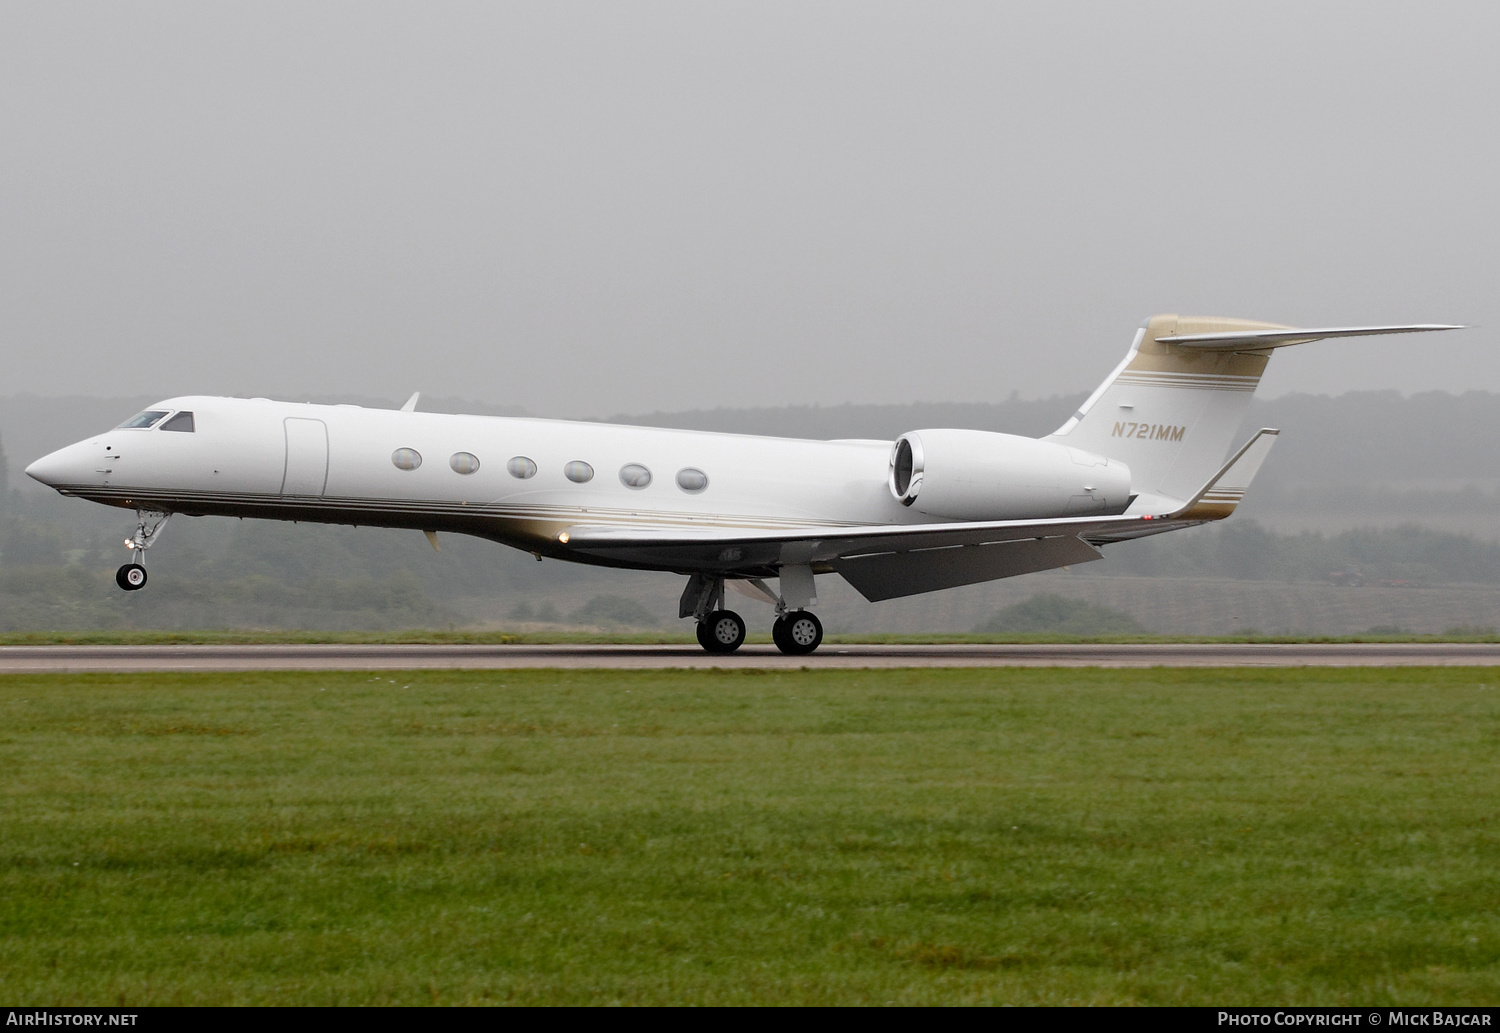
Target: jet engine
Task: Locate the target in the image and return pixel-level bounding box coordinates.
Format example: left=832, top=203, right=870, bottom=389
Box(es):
left=888, top=429, right=1132, bottom=521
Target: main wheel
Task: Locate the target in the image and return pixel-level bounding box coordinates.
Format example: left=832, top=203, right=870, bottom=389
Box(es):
left=771, top=616, right=791, bottom=653
left=116, top=563, right=147, bottom=591
left=699, top=609, right=747, bottom=653
left=773, top=611, right=823, bottom=656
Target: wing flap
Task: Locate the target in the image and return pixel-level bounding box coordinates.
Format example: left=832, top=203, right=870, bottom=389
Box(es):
left=833, top=535, right=1103, bottom=602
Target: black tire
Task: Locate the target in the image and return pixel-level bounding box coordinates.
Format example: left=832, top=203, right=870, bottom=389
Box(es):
left=771, top=615, right=792, bottom=653
left=775, top=611, right=823, bottom=656
left=695, top=620, right=713, bottom=650
left=116, top=563, right=147, bottom=592
left=700, top=609, right=746, bottom=653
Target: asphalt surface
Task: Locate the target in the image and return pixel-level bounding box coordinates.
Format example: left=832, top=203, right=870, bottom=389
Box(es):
left=1, top=642, right=1499, bottom=673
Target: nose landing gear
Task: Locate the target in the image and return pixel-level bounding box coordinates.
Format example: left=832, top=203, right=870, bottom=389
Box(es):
left=115, top=509, right=170, bottom=593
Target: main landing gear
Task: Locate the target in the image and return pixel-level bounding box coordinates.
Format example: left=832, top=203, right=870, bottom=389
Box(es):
left=771, top=611, right=823, bottom=656
left=115, top=509, right=170, bottom=593
left=696, top=610, right=748, bottom=653
left=680, top=573, right=826, bottom=656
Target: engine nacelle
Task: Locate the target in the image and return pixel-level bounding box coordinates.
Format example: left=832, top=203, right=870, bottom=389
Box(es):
left=888, top=429, right=1132, bottom=521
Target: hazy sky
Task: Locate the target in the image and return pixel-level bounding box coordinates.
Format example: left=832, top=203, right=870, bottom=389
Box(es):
left=2, top=1, right=1495, bottom=417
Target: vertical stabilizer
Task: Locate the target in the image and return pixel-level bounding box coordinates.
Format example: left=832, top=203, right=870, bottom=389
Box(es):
left=1047, top=314, right=1289, bottom=503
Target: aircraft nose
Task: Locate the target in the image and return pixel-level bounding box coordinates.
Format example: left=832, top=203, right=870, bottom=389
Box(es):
left=25, top=452, right=65, bottom=486
left=25, top=444, right=91, bottom=487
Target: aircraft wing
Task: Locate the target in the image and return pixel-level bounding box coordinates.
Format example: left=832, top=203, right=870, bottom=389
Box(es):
left=559, top=512, right=1174, bottom=601
left=560, top=426, right=1279, bottom=601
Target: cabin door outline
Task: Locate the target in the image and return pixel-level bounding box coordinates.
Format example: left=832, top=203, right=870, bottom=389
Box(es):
left=281, top=417, right=330, bottom=496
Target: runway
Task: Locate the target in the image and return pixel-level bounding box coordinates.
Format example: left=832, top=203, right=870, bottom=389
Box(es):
left=2, top=641, right=1499, bottom=673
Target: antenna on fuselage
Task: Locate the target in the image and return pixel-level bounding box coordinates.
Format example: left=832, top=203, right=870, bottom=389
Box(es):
left=400, top=392, right=420, bottom=412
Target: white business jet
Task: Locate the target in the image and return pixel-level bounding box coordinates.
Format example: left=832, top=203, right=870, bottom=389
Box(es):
left=26, top=315, right=1459, bottom=654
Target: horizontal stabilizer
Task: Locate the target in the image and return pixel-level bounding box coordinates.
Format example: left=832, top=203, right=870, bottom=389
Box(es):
left=1157, top=324, right=1463, bottom=350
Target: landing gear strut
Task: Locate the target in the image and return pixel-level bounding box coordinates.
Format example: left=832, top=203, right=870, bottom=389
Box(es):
left=680, top=572, right=826, bottom=655
left=681, top=574, right=748, bottom=654
left=115, top=509, right=170, bottom=593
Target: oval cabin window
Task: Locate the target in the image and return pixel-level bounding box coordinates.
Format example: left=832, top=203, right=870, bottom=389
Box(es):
left=392, top=448, right=422, bottom=471
left=563, top=461, right=594, bottom=484
left=450, top=452, right=480, bottom=475
left=507, top=456, right=537, bottom=479
left=676, top=467, right=709, bottom=493
left=619, top=463, right=652, bottom=489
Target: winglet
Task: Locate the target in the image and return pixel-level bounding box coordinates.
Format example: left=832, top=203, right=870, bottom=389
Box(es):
left=1168, top=428, right=1279, bottom=521
left=401, top=392, right=421, bottom=412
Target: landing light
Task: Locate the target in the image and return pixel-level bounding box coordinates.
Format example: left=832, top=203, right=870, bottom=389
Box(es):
left=557, top=531, right=570, bottom=544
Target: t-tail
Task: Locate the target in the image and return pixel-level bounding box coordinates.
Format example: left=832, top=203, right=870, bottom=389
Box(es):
left=1047, top=314, right=1463, bottom=516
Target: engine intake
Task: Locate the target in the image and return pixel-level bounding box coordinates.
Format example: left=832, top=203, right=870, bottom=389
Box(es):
left=888, top=429, right=1131, bottom=521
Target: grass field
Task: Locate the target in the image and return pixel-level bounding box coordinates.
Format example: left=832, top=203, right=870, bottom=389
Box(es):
left=3, top=667, right=1499, bottom=1005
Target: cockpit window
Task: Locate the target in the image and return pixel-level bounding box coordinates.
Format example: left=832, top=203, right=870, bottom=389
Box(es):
left=160, top=411, right=195, bottom=433
left=117, top=410, right=168, bottom=429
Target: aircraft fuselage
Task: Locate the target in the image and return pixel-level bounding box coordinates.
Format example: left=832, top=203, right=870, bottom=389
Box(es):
left=28, top=396, right=918, bottom=568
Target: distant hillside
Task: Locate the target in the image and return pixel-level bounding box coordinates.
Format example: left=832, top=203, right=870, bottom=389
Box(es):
left=5, top=387, right=1500, bottom=633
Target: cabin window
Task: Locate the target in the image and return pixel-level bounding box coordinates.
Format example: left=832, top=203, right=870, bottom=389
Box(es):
left=619, top=463, right=652, bottom=489
left=676, top=468, right=709, bottom=493
left=391, top=448, right=422, bottom=471
left=563, top=461, right=594, bottom=483
left=450, top=452, right=480, bottom=475
left=160, top=411, right=195, bottom=433
left=507, top=456, right=537, bottom=479
left=117, top=410, right=168, bottom=429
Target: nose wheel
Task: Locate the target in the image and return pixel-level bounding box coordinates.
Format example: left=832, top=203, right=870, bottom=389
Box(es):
left=113, top=509, right=170, bottom=592
left=772, top=611, right=823, bottom=655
